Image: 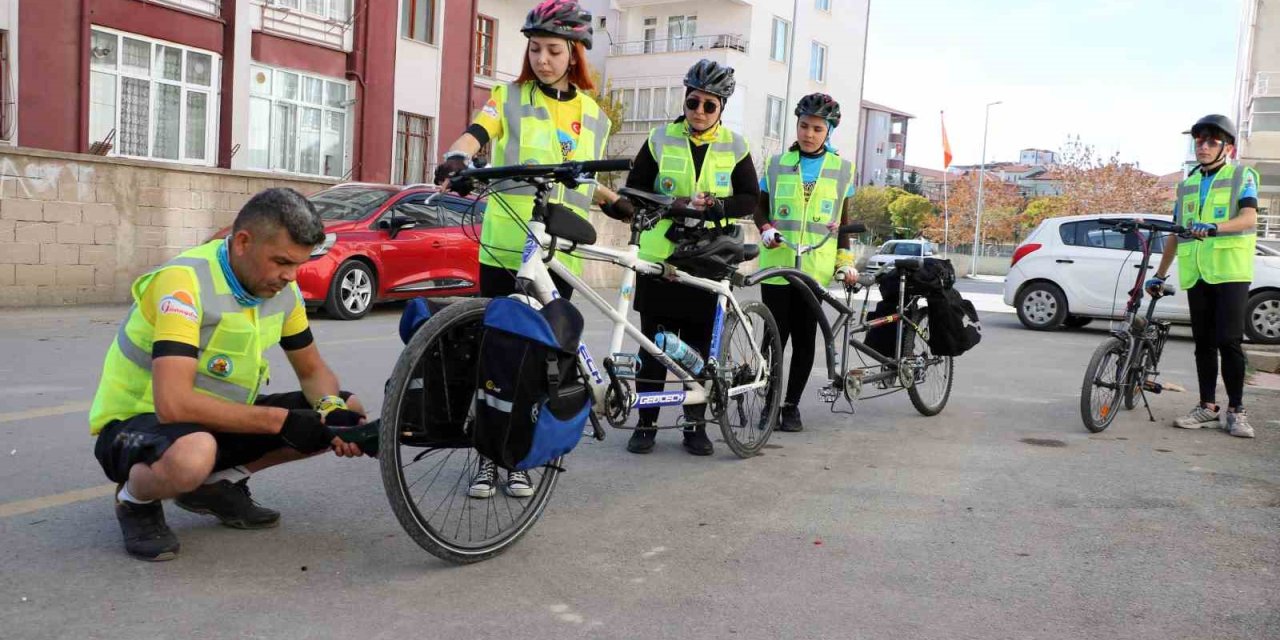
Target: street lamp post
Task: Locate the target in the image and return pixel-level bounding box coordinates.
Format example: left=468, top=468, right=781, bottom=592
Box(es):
left=970, top=100, right=1001, bottom=277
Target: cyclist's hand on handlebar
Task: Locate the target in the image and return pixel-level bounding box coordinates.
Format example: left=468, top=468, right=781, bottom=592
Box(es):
left=836, top=265, right=858, bottom=286
left=690, top=192, right=716, bottom=210
left=761, top=226, right=783, bottom=248
left=436, top=156, right=474, bottom=196
left=601, top=196, right=635, bottom=223
left=1145, top=274, right=1167, bottom=295
left=1190, top=221, right=1217, bottom=239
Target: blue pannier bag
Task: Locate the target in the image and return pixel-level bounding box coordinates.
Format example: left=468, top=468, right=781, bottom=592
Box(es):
left=474, top=297, right=590, bottom=471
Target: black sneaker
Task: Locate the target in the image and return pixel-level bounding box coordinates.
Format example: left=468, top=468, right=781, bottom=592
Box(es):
left=627, top=427, right=657, bottom=454
left=779, top=404, right=804, bottom=432
left=174, top=479, right=281, bottom=529
left=115, top=493, right=180, bottom=562
left=682, top=425, right=714, bottom=456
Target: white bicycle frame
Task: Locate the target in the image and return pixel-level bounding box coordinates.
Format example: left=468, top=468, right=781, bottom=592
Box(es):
left=511, top=217, right=770, bottom=412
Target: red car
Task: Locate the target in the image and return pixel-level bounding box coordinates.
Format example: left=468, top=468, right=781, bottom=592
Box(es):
left=222, top=183, right=485, bottom=320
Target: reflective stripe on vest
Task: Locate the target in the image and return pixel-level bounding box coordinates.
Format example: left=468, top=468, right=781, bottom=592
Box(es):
left=482, top=82, right=610, bottom=273
left=1174, top=163, right=1258, bottom=288
left=638, top=122, right=750, bottom=262
left=758, top=150, right=854, bottom=284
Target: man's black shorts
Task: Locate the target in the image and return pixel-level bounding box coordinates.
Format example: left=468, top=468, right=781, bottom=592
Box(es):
left=93, top=391, right=353, bottom=484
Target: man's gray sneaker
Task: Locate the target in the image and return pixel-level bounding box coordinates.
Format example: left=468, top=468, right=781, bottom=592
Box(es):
left=1173, top=404, right=1220, bottom=429
left=1225, top=410, right=1255, bottom=438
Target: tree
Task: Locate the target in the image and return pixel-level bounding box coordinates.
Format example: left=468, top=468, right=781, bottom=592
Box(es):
left=903, top=170, right=925, bottom=196
left=920, top=171, right=1024, bottom=245
left=1052, top=136, right=1172, bottom=216
left=1022, top=195, right=1071, bottom=230
left=588, top=73, right=627, bottom=189
left=889, top=193, right=933, bottom=237
left=846, top=186, right=909, bottom=240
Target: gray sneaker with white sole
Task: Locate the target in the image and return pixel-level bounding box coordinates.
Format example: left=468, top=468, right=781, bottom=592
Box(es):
left=1173, top=404, right=1220, bottom=429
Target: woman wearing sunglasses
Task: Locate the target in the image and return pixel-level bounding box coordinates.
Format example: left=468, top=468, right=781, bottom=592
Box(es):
left=756, top=93, right=858, bottom=433
left=623, top=58, right=760, bottom=456
left=435, top=0, right=633, bottom=500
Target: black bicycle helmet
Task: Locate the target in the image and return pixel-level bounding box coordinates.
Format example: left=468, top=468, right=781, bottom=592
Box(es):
left=521, top=0, right=594, bottom=50
left=1186, top=114, right=1237, bottom=145
left=795, top=93, right=841, bottom=127
left=683, top=59, right=736, bottom=100
left=666, top=231, right=746, bottom=280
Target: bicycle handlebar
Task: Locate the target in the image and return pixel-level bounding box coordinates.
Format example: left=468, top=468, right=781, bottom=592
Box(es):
left=1097, top=217, right=1215, bottom=238
left=456, top=159, right=633, bottom=182
left=777, top=222, right=866, bottom=254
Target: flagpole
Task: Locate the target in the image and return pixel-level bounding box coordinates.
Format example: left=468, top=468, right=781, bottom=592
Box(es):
left=943, top=167, right=949, bottom=257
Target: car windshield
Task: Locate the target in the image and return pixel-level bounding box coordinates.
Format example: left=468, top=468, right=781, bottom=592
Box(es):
left=882, top=242, right=923, bottom=256
left=311, top=188, right=395, bottom=221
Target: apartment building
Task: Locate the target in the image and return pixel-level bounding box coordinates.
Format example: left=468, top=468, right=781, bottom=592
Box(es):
left=1233, top=0, right=1280, bottom=238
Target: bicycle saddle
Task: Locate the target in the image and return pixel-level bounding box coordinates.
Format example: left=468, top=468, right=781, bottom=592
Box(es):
left=743, top=243, right=760, bottom=261
left=618, top=187, right=675, bottom=210
left=894, top=257, right=924, bottom=271
left=544, top=202, right=597, bottom=245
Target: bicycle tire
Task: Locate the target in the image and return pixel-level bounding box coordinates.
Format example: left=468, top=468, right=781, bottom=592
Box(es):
left=716, top=301, right=783, bottom=458
left=904, top=307, right=953, bottom=416
left=1122, top=346, right=1145, bottom=410
left=379, top=297, right=562, bottom=564
left=1080, top=336, right=1127, bottom=433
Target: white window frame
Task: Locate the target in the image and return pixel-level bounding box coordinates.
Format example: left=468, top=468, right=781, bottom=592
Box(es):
left=765, top=95, right=785, bottom=140
left=611, top=84, right=682, bottom=134
left=642, top=17, right=657, bottom=54
left=770, top=17, right=790, bottom=63
left=667, top=15, right=697, bottom=52
left=810, top=41, right=828, bottom=83
left=247, top=63, right=352, bottom=178
left=270, top=0, right=351, bottom=23
left=88, top=26, right=221, bottom=166
left=815, top=0, right=832, bottom=12
left=1250, top=96, right=1280, bottom=133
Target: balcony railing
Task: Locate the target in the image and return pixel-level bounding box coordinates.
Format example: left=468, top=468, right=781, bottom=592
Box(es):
left=1255, top=71, right=1280, bottom=97
left=260, top=0, right=353, bottom=51
left=609, top=34, right=748, bottom=57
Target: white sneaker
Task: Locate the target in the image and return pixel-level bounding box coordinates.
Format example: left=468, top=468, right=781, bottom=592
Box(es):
left=468, top=458, right=497, bottom=499
left=505, top=470, right=535, bottom=498
left=1225, top=410, right=1255, bottom=439
left=1173, top=404, right=1220, bottom=429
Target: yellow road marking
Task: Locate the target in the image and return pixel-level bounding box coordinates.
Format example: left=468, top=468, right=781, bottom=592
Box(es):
left=0, top=402, right=92, bottom=424
left=0, top=484, right=116, bottom=519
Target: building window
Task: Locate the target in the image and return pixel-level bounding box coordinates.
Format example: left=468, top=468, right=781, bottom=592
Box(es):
left=667, top=15, right=697, bottom=52
left=770, top=17, right=789, bottom=62
left=87, top=27, right=220, bottom=164
left=402, top=0, right=436, bottom=45
left=272, top=0, right=350, bottom=22
left=475, top=15, right=496, bottom=77
left=1251, top=97, right=1280, bottom=132
left=611, top=85, right=682, bottom=134
left=394, top=112, right=434, bottom=184
left=816, top=0, right=832, bottom=11
left=810, top=41, right=827, bottom=83
left=765, top=95, right=784, bottom=140
left=642, top=17, right=657, bottom=54
left=0, top=31, right=11, bottom=141
left=247, top=65, right=350, bottom=178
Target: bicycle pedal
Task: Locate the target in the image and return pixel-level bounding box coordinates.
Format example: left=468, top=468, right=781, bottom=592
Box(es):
left=610, top=352, right=639, bottom=378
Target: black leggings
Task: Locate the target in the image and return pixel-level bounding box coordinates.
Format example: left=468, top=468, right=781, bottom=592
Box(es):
left=479, top=263, right=573, bottom=300
left=635, top=312, right=715, bottom=428
left=761, top=283, right=820, bottom=405
left=1186, top=280, right=1249, bottom=409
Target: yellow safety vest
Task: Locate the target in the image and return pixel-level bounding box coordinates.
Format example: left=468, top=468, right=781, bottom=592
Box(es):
left=1174, top=163, right=1258, bottom=289
left=758, top=150, right=854, bottom=284
left=637, top=122, right=750, bottom=262
left=89, top=241, right=299, bottom=434
left=481, top=81, right=611, bottom=274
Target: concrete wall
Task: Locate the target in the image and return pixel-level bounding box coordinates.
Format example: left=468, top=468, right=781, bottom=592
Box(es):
left=0, top=147, right=335, bottom=307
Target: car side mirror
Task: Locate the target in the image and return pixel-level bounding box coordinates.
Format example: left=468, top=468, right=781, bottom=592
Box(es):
left=380, top=215, right=418, bottom=239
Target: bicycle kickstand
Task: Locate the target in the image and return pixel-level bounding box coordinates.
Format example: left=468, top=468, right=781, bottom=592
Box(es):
left=1140, top=388, right=1156, bottom=423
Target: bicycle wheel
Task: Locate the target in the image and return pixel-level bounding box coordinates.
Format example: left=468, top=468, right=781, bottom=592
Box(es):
left=1080, top=336, right=1128, bottom=433
left=716, top=301, right=783, bottom=458
left=904, top=307, right=954, bottom=416
left=379, top=298, right=562, bottom=564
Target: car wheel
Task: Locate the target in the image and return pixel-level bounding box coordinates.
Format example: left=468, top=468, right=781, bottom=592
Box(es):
left=1016, top=282, right=1068, bottom=331
left=1246, top=291, right=1280, bottom=344
left=1064, top=315, right=1093, bottom=329
left=325, top=260, right=376, bottom=321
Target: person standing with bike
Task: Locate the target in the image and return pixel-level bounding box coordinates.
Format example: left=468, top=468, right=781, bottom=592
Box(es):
left=435, top=0, right=634, bottom=498
left=1147, top=115, right=1260, bottom=438
left=624, top=59, right=760, bottom=456
left=754, top=94, right=857, bottom=432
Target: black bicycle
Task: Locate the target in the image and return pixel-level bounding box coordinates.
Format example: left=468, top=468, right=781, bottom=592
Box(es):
left=1079, top=217, right=1203, bottom=432
left=740, top=227, right=953, bottom=416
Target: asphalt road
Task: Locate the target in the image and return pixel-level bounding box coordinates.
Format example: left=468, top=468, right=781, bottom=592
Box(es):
left=1, top=282, right=1277, bottom=640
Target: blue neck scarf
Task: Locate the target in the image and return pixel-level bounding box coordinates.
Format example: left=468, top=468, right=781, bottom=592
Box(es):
left=218, top=239, right=264, bottom=308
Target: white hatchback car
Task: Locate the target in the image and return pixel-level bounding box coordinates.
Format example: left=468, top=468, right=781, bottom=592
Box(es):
left=1004, top=214, right=1280, bottom=344
left=861, top=239, right=937, bottom=275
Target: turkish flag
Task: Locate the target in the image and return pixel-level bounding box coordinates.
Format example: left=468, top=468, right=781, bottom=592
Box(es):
left=941, top=112, right=954, bottom=169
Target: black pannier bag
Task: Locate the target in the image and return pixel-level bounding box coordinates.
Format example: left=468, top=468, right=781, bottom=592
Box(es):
left=394, top=299, right=479, bottom=449
left=473, top=297, right=591, bottom=471
left=925, top=288, right=982, bottom=356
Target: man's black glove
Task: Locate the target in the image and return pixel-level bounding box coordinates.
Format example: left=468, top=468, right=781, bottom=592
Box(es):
left=280, top=410, right=335, bottom=454
left=601, top=197, right=635, bottom=222
left=435, top=156, right=474, bottom=197
left=323, top=408, right=364, bottom=427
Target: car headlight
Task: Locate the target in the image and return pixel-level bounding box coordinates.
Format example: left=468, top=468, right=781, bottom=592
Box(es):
left=311, top=232, right=337, bottom=257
